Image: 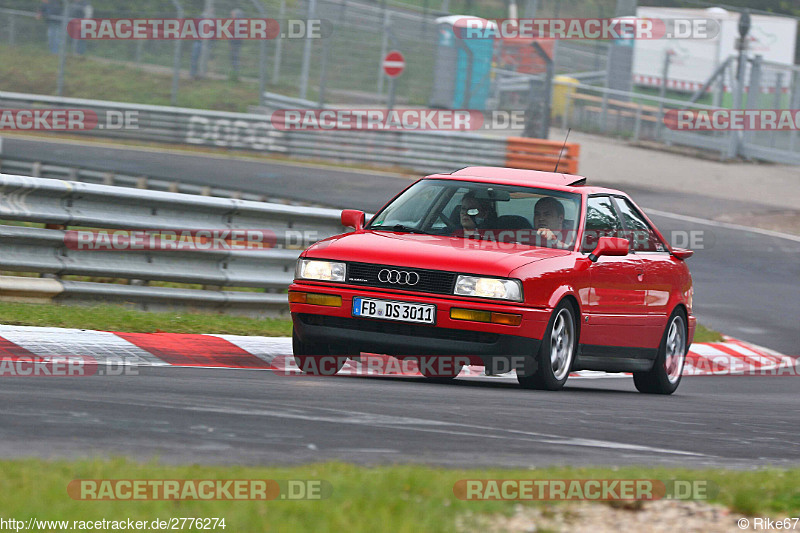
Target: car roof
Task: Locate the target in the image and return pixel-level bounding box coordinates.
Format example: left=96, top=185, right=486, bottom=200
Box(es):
left=425, top=166, right=626, bottom=196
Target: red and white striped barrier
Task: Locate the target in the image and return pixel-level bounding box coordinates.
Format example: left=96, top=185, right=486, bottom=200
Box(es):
left=0, top=325, right=794, bottom=379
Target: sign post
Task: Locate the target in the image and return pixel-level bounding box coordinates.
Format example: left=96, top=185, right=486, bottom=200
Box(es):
left=382, top=51, right=405, bottom=112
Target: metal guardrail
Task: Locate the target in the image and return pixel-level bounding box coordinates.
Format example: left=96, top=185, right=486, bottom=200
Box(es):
left=0, top=91, right=511, bottom=174
left=0, top=173, right=349, bottom=317
left=0, top=156, right=322, bottom=205
left=0, top=91, right=286, bottom=153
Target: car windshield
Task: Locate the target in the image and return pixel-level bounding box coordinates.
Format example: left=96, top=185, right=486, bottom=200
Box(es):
left=368, top=179, right=582, bottom=249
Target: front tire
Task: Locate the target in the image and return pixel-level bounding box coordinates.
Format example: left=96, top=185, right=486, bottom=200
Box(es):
left=292, top=328, right=347, bottom=376
left=633, top=310, right=687, bottom=395
left=517, top=301, right=577, bottom=391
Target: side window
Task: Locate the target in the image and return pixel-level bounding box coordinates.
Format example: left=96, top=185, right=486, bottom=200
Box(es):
left=582, top=196, right=623, bottom=252
left=615, top=198, right=666, bottom=252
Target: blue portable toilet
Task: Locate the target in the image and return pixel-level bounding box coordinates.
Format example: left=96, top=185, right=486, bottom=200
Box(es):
left=429, top=16, right=497, bottom=110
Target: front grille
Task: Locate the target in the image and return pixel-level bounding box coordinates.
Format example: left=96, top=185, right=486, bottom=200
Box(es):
left=346, top=262, right=457, bottom=296
left=298, top=314, right=499, bottom=344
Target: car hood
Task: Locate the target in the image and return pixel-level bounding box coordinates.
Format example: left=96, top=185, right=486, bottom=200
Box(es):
left=303, top=231, right=571, bottom=277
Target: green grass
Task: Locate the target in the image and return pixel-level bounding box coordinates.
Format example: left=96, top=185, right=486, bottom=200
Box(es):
left=0, top=299, right=724, bottom=343
left=0, top=459, right=797, bottom=532
left=0, top=301, right=292, bottom=336
left=694, top=323, right=724, bottom=343
left=0, top=44, right=262, bottom=113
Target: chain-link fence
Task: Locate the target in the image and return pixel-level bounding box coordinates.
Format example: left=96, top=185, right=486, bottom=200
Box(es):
left=0, top=0, right=615, bottom=109
left=739, top=57, right=800, bottom=162
left=4, top=0, right=796, bottom=163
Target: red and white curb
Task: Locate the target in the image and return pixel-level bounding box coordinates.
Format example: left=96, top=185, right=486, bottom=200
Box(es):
left=0, top=325, right=795, bottom=379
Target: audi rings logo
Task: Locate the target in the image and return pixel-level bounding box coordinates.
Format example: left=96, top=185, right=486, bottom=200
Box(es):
left=377, top=269, right=420, bottom=286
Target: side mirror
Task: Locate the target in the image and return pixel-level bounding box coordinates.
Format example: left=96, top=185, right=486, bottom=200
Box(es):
left=672, top=248, right=694, bottom=260
left=341, top=209, right=365, bottom=232
left=589, top=236, right=629, bottom=262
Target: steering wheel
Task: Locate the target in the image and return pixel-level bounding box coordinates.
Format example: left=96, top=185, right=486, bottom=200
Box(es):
left=435, top=211, right=459, bottom=232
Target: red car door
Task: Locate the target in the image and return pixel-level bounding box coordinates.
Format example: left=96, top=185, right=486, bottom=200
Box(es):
left=580, top=195, right=649, bottom=350
left=612, top=195, right=676, bottom=348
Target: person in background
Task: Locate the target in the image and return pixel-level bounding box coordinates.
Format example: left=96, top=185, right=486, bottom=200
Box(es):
left=36, top=0, right=63, bottom=54
left=190, top=6, right=215, bottom=79
left=70, top=0, right=92, bottom=56
left=229, top=8, right=244, bottom=81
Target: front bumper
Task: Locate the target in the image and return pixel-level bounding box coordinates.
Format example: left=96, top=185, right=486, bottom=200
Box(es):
left=289, top=281, right=549, bottom=360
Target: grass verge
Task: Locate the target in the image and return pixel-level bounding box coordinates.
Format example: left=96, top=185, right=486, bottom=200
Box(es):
left=0, top=459, right=797, bottom=532
left=0, top=300, right=725, bottom=343
left=0, top=301, right=291, bottom=337
left=0, top=44, right=261, bottom=113
left=694, top=323, right=724, bottom=343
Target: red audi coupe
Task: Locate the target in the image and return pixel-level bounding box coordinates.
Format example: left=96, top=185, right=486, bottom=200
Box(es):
left=289, top=167, right=696, bottom=394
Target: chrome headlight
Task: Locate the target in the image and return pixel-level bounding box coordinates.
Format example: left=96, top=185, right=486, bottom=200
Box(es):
left=454, top=275, right=523, bottom=302
left=295, top=259, right=346, bottom=282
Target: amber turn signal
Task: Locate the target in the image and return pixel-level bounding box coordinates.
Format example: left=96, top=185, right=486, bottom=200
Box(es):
left=289, top=291, right=342, bottom=307
left=450, top=308, right=521, bottom=326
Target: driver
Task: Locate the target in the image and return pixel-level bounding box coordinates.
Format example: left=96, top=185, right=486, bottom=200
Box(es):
left=533, top=197, right=572, bottom=249
left=458, top=192, right=496, bottom=235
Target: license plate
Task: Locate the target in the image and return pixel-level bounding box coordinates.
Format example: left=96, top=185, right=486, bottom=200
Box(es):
left=352, top=297, right=436, bottom=325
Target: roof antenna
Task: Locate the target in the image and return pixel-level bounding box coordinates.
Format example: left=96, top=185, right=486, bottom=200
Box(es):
left=554, top=128, right=571, bottom=173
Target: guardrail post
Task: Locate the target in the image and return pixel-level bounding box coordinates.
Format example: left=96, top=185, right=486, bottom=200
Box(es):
left=656, top=51, right=671, bottom=141
left=169, top=0, right=184, bottom=106
left=298, top=0, right=317, bottom=100
left=318, top=30, right=330, bottom=107
left=249, top=0, right=269, bottom=107
left=790, top=71, right=800, bottom=153
left=271, top=0, right=286, bottom=85
left=377, top=10, right=391, bottom=96
left=726, top=50, right=748, bottom=160
left=56, top=2, right=70, bottom=97
left=633, top=103, right=642, bottom=142
left=770, top=72, right=782, bottom=149
left=600, top=90, right=609, bottom=132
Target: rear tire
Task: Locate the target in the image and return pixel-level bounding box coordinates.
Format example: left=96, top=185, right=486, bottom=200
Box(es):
left=517, top=301, right=577, bottom=391
left=292, top=328, right=347, bottom=376
left=633, top=309, right=687, bottom=395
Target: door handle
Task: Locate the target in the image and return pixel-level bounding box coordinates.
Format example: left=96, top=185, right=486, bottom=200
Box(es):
left=636, top=268, right=645, bottom=282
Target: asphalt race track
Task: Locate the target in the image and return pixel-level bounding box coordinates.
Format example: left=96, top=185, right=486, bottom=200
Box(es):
left=1, top=136, right=799, bottom=468
left=1, top=367, right=799, bottom=468
left=5, top=136, right=799, bottom=353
